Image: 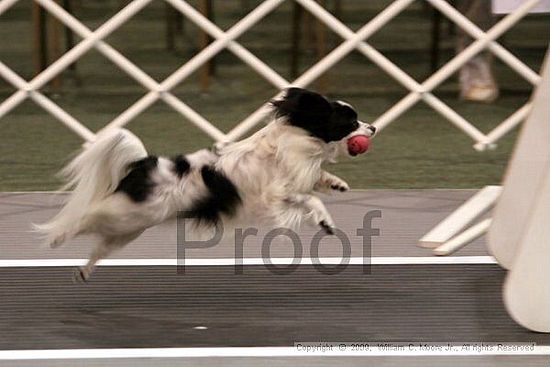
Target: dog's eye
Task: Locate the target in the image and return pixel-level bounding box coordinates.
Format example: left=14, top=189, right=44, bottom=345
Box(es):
left=352, top=121, right=359, bottom=130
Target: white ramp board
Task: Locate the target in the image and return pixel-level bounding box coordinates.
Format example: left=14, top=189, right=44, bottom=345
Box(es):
left=488, top=47, right=550, bottom=269
left=419, top=186, right=501, bottom=248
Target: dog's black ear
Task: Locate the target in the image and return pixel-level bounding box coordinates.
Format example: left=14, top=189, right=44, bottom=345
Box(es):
left=271, top=88, right=332, bottom=122
left=270, top=88, right=359, bottom=143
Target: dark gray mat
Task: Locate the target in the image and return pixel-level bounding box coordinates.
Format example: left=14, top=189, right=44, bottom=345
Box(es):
left=0, top=264, right=546, bottom=350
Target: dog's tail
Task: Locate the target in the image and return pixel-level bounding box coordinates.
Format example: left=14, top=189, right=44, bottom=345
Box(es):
left=34, top=128, right=148, bottom=247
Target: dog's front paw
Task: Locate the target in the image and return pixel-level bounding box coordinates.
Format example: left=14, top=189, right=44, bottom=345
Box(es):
left=304, top=196, right=337, bottom=234
left=315, top=173, right=350, bottom=193
left=330, top=181, right=350, bottom=192
left=326, top=176, right=349, bottom=192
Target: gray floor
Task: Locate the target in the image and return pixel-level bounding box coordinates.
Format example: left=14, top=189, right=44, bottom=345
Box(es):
left=2, top=190, right=542, bottom=367
left=0, top=190, right=488, bottom=259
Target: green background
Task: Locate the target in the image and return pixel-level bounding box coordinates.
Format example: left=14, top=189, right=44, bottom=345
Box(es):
left=0, top=0, right=548, bottom=190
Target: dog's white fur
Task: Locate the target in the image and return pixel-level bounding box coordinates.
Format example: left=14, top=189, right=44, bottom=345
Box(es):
left=36, top=100, right=374, bottom=281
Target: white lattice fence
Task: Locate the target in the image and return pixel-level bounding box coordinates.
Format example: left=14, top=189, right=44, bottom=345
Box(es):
left=0, top=0, right=543, bottom=150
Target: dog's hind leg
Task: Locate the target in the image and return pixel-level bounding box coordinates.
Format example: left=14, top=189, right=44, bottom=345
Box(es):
left=74, top=240, right=110, bottom=283
left=74, top=231, right=143, bottom=283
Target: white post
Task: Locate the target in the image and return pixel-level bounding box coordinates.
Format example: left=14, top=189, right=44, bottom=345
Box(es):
left=502, top=53, right=550, bottom=331
left=489, top=47, right=550, bottom=269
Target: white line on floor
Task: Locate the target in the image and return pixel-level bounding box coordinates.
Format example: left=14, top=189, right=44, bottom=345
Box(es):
left=0, top=256, right=497, bottom=267
left=0, top=346, right=548, bottom=360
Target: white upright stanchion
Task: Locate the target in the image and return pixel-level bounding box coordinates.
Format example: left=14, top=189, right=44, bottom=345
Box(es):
left=490, top=47, right=550, bottom=332
left=488, top=47, right=550, bottom=269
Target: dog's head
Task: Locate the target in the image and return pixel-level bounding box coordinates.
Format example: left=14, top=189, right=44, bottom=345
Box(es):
left=270, top=88, right=375, bottom=157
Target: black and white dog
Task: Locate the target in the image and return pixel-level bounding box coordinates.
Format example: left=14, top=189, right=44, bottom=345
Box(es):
left=36, top=88, right=376, bottom=281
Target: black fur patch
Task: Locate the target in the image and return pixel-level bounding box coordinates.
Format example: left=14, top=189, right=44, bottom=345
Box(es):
left=115, top=156, right=158, bottom=202
left=188, top=166, right=241, bottom=225
left=271, top=87, right=359, bottom=142
left=172, top=154, right=190, bottom=178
